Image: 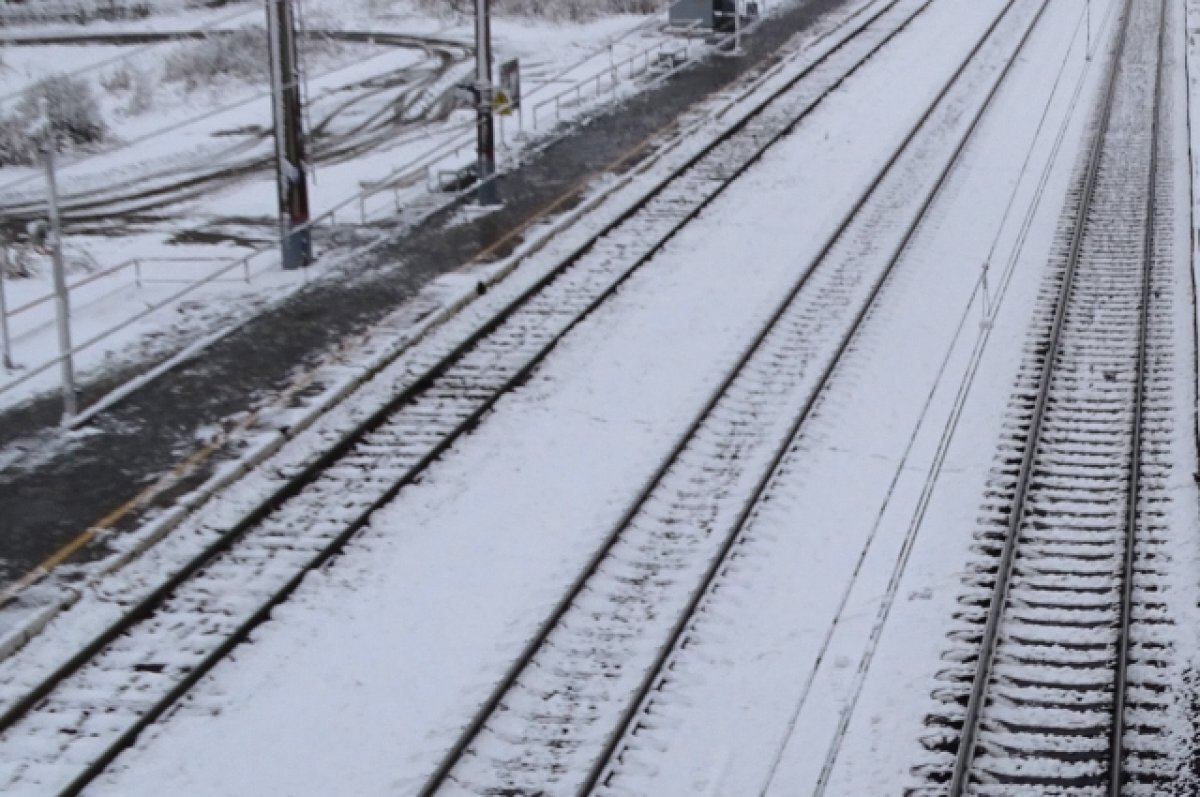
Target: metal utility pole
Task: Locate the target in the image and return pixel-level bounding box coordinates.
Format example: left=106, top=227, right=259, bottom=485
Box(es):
left=474, top=0, right=498, bottom=205
left=42, top=137, right=77, bottom=420
left=267, top=0, right=311, bottom=269
left=733, top=0, right=743, bottom=54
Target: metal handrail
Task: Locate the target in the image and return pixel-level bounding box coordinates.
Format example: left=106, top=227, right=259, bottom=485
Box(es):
left=3, top=256, right=233, bottom=320
left=0, top=250, right=270, bottom=398
left=530, top=38, right=690, bottom=125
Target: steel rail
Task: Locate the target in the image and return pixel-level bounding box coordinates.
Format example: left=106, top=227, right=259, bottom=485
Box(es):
left=1108, top=0, right=1167, bottom=793
left=589, top=1, right=1056, bottom=793
left=0, top=3, right=927, bottom=795
left=413, top=0, right=1038, bottom=793
left=945, top=0, right=1145, bottom=791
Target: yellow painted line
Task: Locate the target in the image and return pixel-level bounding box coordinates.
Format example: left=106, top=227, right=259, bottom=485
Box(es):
left=3, top=115, right=680, bottom=604
left=33, top=528, right=95, bottom=573
left=458, top=123, right=670, bottom=271
left=0, top=436, right=228, bottom=606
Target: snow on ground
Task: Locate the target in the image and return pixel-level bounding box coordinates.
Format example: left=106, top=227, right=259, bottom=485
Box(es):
left=0, top=0, right=1191, bottom=793
left=0, top=0, right=868, bottom=666
left=0, top=0, right=700, bottom=415
left=591, top=0, right=1113, bottom=792
left=2, top=0, right=1193, bottom=794
left=75, top=1, right=1074, bottom=793
left=813, top=2, right=1200, bottom=795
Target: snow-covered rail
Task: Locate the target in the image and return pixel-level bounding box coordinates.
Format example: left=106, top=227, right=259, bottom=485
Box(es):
left=411, top=0, right=1056, bottom=793
left=0, top=2, right=937, bottom=794
left=919, top=0, right=1175, bottom=793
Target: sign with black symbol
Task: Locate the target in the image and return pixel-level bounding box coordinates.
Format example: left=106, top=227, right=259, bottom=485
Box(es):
left=497, top=59, right=520, bottom=115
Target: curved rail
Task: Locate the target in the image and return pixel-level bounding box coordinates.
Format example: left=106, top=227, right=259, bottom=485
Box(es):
left=0, top=37, right=463, bottom=222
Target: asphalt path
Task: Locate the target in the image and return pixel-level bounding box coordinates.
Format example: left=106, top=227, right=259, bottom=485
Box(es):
left=0, top=0, right=851, bottom=589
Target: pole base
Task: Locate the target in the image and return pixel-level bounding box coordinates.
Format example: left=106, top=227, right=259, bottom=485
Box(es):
left=281, top=227, right=312, bottom=271
left=476, top=176, right=501, bottom=206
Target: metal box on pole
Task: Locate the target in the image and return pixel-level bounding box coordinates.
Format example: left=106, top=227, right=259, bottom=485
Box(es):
left=669, top=0, right=713, bottom=28
left=669, top=0, right=738, bottom=30
left=713, top=0, right=737, bottom=32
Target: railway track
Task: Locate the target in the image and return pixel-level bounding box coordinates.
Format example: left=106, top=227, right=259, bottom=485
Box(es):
left=917, top=0, right=1182, bottom=793
left=0, top=2, right=942, bottom=793
left=409, top=0, right=1056, bottom=794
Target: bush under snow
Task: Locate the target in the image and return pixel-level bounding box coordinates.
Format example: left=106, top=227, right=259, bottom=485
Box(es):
left=163, top=27, right=270, bottom=90
left=161, top=25, right=345, bottom=92
left=0, top=74, right=108, bottom=167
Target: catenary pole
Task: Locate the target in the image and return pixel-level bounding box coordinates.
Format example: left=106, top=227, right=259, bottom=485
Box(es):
left=267, top=0, right=311, bottom=269
left=475, top=0, right=498, bottom=205
left=734, top=0, right=742, bottom=53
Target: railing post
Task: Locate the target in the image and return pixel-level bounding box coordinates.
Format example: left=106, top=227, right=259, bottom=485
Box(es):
left=0, top=245, right=12, bottom=371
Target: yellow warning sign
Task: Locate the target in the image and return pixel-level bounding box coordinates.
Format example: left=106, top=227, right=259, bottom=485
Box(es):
left=497, top=59, right=520, bottom=116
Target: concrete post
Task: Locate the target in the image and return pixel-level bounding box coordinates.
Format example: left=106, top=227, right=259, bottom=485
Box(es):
left=43, top=141, right=77, bottom=420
